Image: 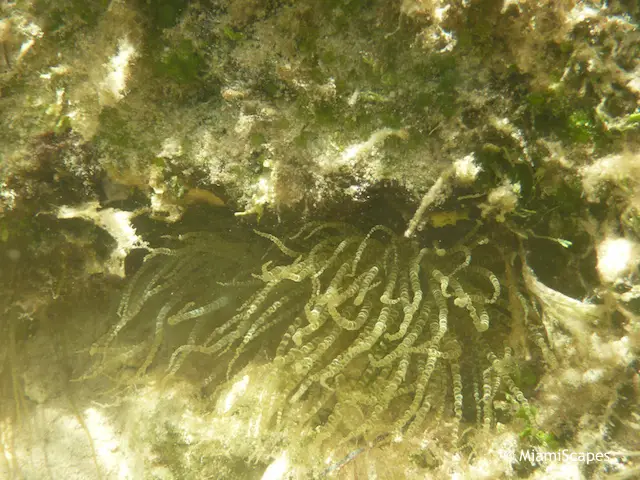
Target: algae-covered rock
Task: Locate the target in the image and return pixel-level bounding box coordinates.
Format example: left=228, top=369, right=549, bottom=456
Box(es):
left=1, top=1, right=638, bottom=479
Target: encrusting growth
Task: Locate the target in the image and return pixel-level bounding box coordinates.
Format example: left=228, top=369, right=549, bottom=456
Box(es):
left=81, top=223, right=550, bottom=456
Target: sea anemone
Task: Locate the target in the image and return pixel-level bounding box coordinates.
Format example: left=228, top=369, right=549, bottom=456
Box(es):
left=78, top=220, right=555, bottom=474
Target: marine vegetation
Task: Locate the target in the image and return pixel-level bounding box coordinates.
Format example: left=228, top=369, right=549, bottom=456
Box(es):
left=78, top=221, right=556, bottom=475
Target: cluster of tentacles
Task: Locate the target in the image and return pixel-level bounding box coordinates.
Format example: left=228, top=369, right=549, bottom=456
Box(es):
left=81, top=223, right=555, bottom=450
